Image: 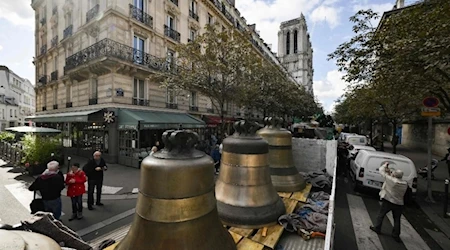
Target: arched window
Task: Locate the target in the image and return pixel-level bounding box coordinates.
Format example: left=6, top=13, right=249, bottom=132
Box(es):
left=294, top=30, right=298, bottom=53
left=286, top=31, right=290, bottom=55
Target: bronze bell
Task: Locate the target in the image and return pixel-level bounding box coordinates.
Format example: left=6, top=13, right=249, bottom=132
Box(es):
left=258, top=117, right=307, bottom=192
left=115, top=130, right=236, bottom=250
left=216, top=120, right=286, bottom=228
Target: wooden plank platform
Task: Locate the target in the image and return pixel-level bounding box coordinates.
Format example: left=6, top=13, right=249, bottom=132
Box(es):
left=102, top=184, right=312, bottom=250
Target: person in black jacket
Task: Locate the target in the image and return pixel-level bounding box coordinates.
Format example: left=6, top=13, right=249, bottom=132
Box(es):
left=29, top=161, right=65, bottom=219
left=440, top=147, right=450, bottom=177
left=83, top=151, right=108, bottom=210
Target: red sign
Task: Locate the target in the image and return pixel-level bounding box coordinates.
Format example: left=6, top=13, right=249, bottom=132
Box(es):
left=423, top=97, right=440, bottom=108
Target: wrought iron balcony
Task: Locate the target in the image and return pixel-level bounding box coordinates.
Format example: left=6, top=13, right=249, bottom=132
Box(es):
left=166, top=103, right=178, bottom=109
left=40, top=17, right=46, bottom=25
left=51, top=71, right=58, bottom=81
left=40, top=44, right=47, bottom=55
left=65, top=39, right=167, bottom=72
left=207, top=108, right=214, bottom=113
left=190, top=106, right=199, bottom=112
left=164, top=25, right=180, bottom=42
left=51, top=36, right=58, bottom=48
left=169, top=0, right=178, bottom=6
left=53, top=104, right=58, bottom=109
left=63, top=25, right=73, bottom=39
left=86, top=4, right=99, bottom=23
left=189, top=10, right=199, bottom=21
left=42, top=106, right=47, bottom=111
left=52, top=6, right=58, bottom=15
left=38, top=75, right=48, bottom=85
left=66, top=102, right=73, bottom=108
left=129, top=4, right=153, bottom=28
left=132, top=98, right=150, bottom=106
left=89, top=98, right=98, bottom=105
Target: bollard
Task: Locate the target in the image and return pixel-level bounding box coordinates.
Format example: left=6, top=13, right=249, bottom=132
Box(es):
left=445, top=179, right=449, bottom=218
left=66, top=156, right=72, bottom=173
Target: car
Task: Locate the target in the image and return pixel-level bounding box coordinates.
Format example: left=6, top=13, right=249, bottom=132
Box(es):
left=347, top=145, right=376, bottom=160
left=338, top=132, right=355, bottom=143
left=345, top=134, right=368, bottom=146
left=349, top=150, right=417, bottom=201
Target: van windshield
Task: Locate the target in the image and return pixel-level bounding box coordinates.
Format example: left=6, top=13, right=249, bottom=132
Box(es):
left=348, top=137, right=367, bottom=146
left=368, top=157, right=412, bottom=178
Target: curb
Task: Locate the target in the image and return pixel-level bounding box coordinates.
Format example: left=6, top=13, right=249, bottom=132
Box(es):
left=416, top=196, right=450, bottom=239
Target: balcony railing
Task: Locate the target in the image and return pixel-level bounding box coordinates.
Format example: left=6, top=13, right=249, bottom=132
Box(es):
left=66, top=102, right=73, bottom=108
left=42, top=106, right=47, bottom=111
left=209, top=0, right=235, bottom=25
left=166, top=103, right=178, bottom=109
left=51, top=36, right=58, bottom=48
left=132, top=98, right=150, bottom=106
left=53, top=104, right=58, bottom=109
left=38, top=75, right=48, bottom=85
left=190, top=106, right=199, bottom=112
left=52, top=6, right=58, bottom=15
left=40, top=17, right=46, bottom=25
left=51, top=71, right=58, bottom=81
left=207, top=108, right=214, bottom=113
left=129, top=4, right=153, bottom=29
left=40, top=44, right=47, bottom=55
left=164, top=25, right=180, bottom=42
left=169, top=0, right=178, bottom=6
left=63, top=25, right=73, bottom=39
left=86, top=4, right=99, bottom=23
left=65, top=38, right=167, bottom=72
left=89, top=98, right=98, bottom=105
left=189, top=10, right=199, bottom=21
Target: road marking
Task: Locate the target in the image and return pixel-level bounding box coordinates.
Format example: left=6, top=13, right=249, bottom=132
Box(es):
left=347, top=194, right=383, bottom=250
left=76, top=208, right=135, bottom=237
left=387, top=214, right=431, bottom=250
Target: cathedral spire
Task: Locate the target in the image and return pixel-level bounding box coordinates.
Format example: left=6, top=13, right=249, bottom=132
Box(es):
left=300, top=12, right=305, bottom=20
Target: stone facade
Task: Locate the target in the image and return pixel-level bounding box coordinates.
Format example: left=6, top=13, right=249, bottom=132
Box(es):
left=277, top=14, right=314, bottom=95
left=402, top=122, right=450, bottom=157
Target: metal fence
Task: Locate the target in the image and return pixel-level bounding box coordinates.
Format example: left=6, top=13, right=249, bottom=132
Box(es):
left=0, top=141, right=24, bottom=166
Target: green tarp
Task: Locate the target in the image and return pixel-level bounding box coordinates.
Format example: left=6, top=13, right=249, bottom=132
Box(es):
left=118, top=109, right=205, bottom=130
left=25, top=110, right=101, bottom=123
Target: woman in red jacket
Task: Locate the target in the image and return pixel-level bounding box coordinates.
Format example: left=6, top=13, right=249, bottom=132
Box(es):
left=66, top=163, right=87, bottom=221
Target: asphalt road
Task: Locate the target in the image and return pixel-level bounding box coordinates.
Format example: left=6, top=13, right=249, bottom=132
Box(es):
left=333, top=173, right=443, bottom=250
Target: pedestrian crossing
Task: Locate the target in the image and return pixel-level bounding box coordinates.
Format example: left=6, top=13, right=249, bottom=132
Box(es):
left=346, top=194, right=431, bottom=250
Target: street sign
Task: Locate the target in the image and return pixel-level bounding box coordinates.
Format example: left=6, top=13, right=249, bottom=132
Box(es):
left=421, top=107, right=441, bottom=117
left=423, top=97, right=440, bottom=108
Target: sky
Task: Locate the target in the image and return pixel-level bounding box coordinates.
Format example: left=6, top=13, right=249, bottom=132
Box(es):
left=0, top=0, right=404, bottom=112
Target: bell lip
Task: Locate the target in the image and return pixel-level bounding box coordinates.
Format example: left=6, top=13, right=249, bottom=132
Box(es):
left=221, top=221, right=278, bottom=229
left=152, top=149, right=205, bottom=159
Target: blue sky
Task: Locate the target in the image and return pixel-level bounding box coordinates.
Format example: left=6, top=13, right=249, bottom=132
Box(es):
left=0, top=0, right=406, bottom=112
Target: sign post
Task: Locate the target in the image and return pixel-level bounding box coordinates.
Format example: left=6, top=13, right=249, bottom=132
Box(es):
left=422, top=97, right=440, bottom=203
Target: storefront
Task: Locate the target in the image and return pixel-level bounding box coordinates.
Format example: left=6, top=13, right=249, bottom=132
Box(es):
left=202, top=115, right=237, bottom=137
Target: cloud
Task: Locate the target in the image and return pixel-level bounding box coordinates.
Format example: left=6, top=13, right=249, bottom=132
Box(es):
left=310, top=5, right=342, bottom=29
left=0, top=0, right=34, bottom=28
left=353, top=2, right=394, bottom=15
left=313, top=70, right=348, bottom=111
left=0, top=44, right=3, bottom=51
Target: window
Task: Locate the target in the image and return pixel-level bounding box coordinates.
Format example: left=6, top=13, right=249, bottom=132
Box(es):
left=167, top=15, right=175, bottom=30
left=43, top=62, right=47, bottom=75
left=167, top=88, right=177, bottom=104
left=54, top=56, right=58, bottom=71
left=208, top=13, right=213, bottom=25
left=14, top=110, right=17, bottom=118
left=66, top=85, right=72, bottom=102
left=133, top=35, right=145, bottom=64
left=294, top=30, right=298, bottom=53
left=166, top=49, right=175, bottom=70
left=90, top=78, right=98, bottom=98
left=10, top=109, right=12, bottom=118
left=190, top=91, right=197, bottom=107
left=43, top=92, right=47, bottom=106
left=134, top=0, right=144, bottom=10
left=189, top=29, right=196, bottom=41
left=286, top=31, right=290, bottom=55
left=53, top=88, right=58, bottom=105
left=66, top=12, right=72, bottom=26
left=133, top=78, right=146, bottom=101
left=190, top=1, right=197, bottom=13
left=2, top=109, right=4, bottom=119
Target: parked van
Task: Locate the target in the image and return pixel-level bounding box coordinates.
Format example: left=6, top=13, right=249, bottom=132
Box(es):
left=350, top=150, right=417, bottom=199
left=345, top=134, right=368, bottom=146
left=347, top=145, right=376, bottom=160
left=338, top=132, right=355, bottom=142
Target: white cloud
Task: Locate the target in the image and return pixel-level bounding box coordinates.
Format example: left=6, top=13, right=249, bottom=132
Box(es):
left=310, top=5, right=342, bottom=29
left=313, top=70, right=347, bottom=111
left=353, top=2, right=394, bottom=15
left=0, top=44, right=3, bottom=51
left=0, top=0, right=34, bottom=28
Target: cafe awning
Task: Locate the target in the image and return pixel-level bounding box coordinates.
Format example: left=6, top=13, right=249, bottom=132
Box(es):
left=118, top=109, right=206, bottom=130
left=25, top=110, right=101, bottom=123
left=6, top=126, right=61, bottom=133
left=203, top=115, right=236, bottom=125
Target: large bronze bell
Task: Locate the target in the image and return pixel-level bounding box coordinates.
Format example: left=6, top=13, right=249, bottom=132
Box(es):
left=258, top=117, right=307, bottom=192
left=216, top=120, right=286, bottom=228
left=115, top=130, right=236, bottom=250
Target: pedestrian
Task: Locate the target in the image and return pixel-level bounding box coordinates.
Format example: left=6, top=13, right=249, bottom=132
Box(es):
left=83, top=151, right=107, bottom=210
left=65, top=163, right=86, bottom=221
left=370, top=163, right=408, bottom=242
left=440, top=147, right=450, bottom=177
left=28, top=161, right=65, bottom=220
left=211, top=144, right=221, bottom=174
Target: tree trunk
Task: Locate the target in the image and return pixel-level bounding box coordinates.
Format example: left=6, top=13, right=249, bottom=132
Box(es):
left=391, top=121, right=399, bottom=154
left=369, top=119, right=374, bottom=147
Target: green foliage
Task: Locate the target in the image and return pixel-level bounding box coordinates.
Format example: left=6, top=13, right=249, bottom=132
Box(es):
left=21, top=134, right=62, bottom=164
left=0, top=132, right=15, bottom=143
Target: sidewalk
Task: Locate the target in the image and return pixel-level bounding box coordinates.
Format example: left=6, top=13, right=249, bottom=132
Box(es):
left=383, top=143, right=450, bottom=241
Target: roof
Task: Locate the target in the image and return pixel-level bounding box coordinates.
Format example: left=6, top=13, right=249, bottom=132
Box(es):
left=25, top=110, right=101, bottom=123
left=6, top=126, right=61, bottom=133
left=118, top=109, right=206, bottom=130
left=352, top=145, right=376, bottom=150
left=358, top=150, right=412, bottom=161
left=376, top=2, right=421, bottom=32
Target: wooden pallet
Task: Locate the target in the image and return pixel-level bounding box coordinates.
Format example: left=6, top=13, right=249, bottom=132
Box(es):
left=105, top=184, right=312, bottom=250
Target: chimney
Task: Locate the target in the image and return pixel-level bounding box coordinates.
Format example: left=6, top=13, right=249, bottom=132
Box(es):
left=396, top=0, right=405, bottom=8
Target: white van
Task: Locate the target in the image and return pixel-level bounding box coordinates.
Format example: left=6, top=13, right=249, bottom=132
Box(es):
left=347, top=145, right=376, bottom=160
left=345, top=134, right=368, bottom=146
left=350, top=150, right=417, bottom=199
left=338, top=132, right=355, bottom=142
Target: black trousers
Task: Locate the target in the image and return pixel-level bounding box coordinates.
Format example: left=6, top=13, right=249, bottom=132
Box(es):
left=87, top=179, right=103, bottom=206
left=71, top=195, right=83, bottom=214
left=374, top=199, right=403, bottom=237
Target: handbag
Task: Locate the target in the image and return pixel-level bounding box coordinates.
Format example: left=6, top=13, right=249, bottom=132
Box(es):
left=30, top=191, right=45, bottom=214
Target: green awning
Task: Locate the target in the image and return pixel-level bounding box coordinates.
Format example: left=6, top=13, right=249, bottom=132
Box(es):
left=118, top=109, right=206, bottom=130
left=25, top=110, right=101, bottom=123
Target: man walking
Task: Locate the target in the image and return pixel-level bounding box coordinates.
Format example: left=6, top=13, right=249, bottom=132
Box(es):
left=83, top=151, right=107, bottom=210
left=370, top=163, right=408, bottom=242
left=29, top=161, right=65, bottom=220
